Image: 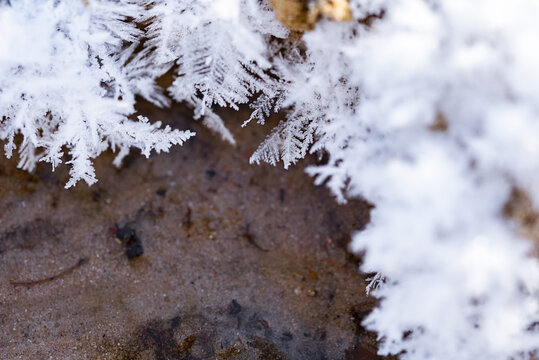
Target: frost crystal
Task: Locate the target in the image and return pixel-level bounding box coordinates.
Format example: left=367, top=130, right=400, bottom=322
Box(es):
left=1, top=0, right=539, bottom=358
left=0, top=0, right=194, bottom=187
left=140, top=0, right=287, bottom=144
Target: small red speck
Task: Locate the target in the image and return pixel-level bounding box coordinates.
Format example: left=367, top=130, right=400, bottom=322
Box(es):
left=112, top=227, right=117, bottom=235
left=327, top=259, right=333, bottom=264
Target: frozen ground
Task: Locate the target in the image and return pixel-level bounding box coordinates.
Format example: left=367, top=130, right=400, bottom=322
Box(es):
left=0, top=102, right=385, bottom=360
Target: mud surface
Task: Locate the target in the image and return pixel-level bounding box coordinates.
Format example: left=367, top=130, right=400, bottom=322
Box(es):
left=0, top=102, right=383, bottom=359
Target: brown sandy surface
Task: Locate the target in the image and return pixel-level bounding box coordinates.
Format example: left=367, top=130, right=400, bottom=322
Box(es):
left=0, top=102, right=382, bottom=359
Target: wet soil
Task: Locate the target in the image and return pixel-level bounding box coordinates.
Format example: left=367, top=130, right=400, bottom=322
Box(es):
left=0, top=102, right=385, bottom=359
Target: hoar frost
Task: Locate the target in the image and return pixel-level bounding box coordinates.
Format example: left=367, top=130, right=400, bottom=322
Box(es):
left=1, top=0, right=538, bottom=359
left=0, top=0, right=194, bottom=187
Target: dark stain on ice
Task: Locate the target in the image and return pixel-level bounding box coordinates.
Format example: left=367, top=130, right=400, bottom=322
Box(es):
left=106, top=295, right=359, bottom=359
left=205, top=169, right=217, bottom=179
left=0, top=218, right=61, bottom=254
left=112, top=309, right=298, bottom=360
left=242, top=223, right=268, bottom=252
left=115, top=224, right=144, bottom=259
left=280, top=332, right=293, bottom=342
left=156, top=188, right=167, bottom=197
left=182, top=206, right=193, bottom=231
left=228, top=299, right=242, bottom=315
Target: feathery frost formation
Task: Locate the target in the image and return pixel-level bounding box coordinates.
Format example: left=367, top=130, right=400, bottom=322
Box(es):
left=1, top=0, right=539, bottom=358
left=0, top=0, right=195, bottom=187
left=140, top=0, right=287, bottom=144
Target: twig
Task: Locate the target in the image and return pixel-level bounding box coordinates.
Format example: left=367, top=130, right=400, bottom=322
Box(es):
left=10, top=257, right=88, bottom=287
